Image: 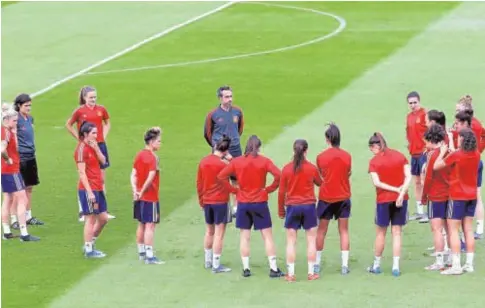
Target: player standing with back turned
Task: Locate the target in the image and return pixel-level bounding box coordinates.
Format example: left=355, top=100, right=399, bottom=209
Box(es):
left=204, top=86, right=244, bottom=216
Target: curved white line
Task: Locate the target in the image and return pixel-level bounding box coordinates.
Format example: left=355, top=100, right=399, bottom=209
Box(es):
left=86, top=3, right=347, bottom=76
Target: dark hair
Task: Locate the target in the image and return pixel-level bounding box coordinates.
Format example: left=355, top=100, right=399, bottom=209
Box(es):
left=293, top=139, right=308, bottom=173
left=455, top=111, right=471, bottom=127
left=325, top=123, right=341, bottom=147
left=407, top=91, right=420, bottom=101
left=79, top=121, right=96, bottom=140
left=215, top=135, right=231, bottom=152
left=427, top=110, right=446, bottom=128
left=244, top=135, right=261, bottom=157
left=368, top=132, right=388, bottom=151
left=13, top=93, right=31, bottom=112
left=216, top=85, right=232, bottom=98
left=79, top=86, right=96, bottom=105
left=459, top=128, right=477, bottom=152
left=424, top=124, right=445, bottom=144
left=144, top=127, right=162, bottom=145
left=463, top=106, right=474, bottom=118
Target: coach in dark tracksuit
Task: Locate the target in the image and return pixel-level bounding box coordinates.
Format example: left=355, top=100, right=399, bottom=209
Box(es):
left=203, top=85, right=244, bottom=216
left=14, top=94, right=44, bottom=226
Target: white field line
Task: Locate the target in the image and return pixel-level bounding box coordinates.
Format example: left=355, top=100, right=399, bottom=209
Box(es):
left=29, top=1, right=235, bottom=98
left=86, top=2, right=347, bottom=76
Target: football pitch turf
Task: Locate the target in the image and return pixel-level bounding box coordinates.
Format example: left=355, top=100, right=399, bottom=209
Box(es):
left=1, top=1, right=485, bottom=307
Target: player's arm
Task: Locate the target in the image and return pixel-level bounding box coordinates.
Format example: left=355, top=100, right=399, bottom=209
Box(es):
left=130, top=168, right=138, bottom=200
left=480, top=125, right=485, bottom=153
left=313, top=167, right=323, bottom=187
left=139, top=171, right=156, bottom=197
left=1, top=131, right=11, bottom=163
left=203, top=112, right=214, bottom=147
left=277, top=171, right=287, bottom=218
left=433, top=144, right=450, bottom=170
left=400, top=164, right=412, bottom=194
left=217, top=163, right=237, bottom=193
left=238, top=110, right=244, bottom=136
left=421, top=154, right=435, bottom=204
left=77, top=162, right=93, bottom=194
left=102, top=108, right=111, bottom=140
left=369, top=172, right=401, bottom=193
left=65, top=110, right=79, bottom=140
left=265, top=160, right=281, bottom=193
left=196, top=163, right=204, bottom=207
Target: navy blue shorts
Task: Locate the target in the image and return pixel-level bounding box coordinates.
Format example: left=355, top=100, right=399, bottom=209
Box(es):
left=478, top=160, right=483, bottom=188
left=204, top=203, right=231, bottom=225
left=428, top=200, right=448, bottom=220
left=447, top=200, right=477, bottom=220
left=133, top=201, right=160, bottom=224
left=236, top=202, right=272, bottom=230
left=98, top=142, right=110, bottom=169
left=1, top=173, right=25, bottom=193
left=410, top=153, right=426, bottom=176
left=317, top=199, right=351, bottom=220
left=284, top=204, right=318, bottom=230
left=78, top=190, right=107, bottom=215
left=375, top=200, right=408, bottom=227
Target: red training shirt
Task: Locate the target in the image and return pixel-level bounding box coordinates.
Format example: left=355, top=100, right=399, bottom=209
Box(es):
left=406, top=107, right=427, bottom=156
left=316, top=147, right=352, bottom=203
left=444, top=149, right=480, bottom=200
left=368, top=149, right=409, bottom=203
left=421, top=148, right=450, bottom=204
left=1, top=126, right=20, bottom=174
left=471, top=117, right=485, bottom=153
left=278, top=160, right=322, bottom=217
left=197, top=154, right=236, bottom=207
left=218, top=154, right=281, bottom=203
left=74, top=142, right=103, bottom=191
left=69, top=104, right=109, bottom=143
left=133, top=149, right=160, bottom=202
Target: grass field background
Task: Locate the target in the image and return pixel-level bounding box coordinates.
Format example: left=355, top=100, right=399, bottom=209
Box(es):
left=2, top=1, right=485, bottom=308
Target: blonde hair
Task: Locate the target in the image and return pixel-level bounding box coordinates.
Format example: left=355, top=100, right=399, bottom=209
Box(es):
left=1, top=103, right=17, bottom=121
left=458, top=94, right=472, bottom=105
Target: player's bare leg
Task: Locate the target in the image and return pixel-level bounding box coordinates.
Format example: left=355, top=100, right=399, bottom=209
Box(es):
left=9, top=196, right=18, bottom=229
left=136, top=223, right=146, bottom=260
left=285, top=228, right=297, bottom=282
left=426, top=218, right=445, bottom=270
left=2, top=193, right=13, bottom=239
left=391, top=225, right=402, bottom=276
left=14, top=190, right=39, bottom=242
left=338, top=218, right=350, bottom=274
left=240, top=229, right=252, bottom=277
left=261, top=227, right=285, bottom=278
left=101, top=169, right=115, bottom=220
left=143, top=222, right=163, bottom=264
left=204, top=224, right=215, bottom=268
left=306, top=227, right=319, bottom=280
left=462, top=217, right=475, bottom=273
left=230, top=179, right=238, bottom=217
left=410, top=175, right=426, bottom=221
left=92, top=211, right=108, bottom=247
left=83, top=214, right=102, bottom=257
left=441, top=219, right=463, bottom=275
left=25, top=186, right=44, bottom=225
left=212, top=223, right=230, bottom=273
left=315, top=219, right=330, bottom=273
left=475, top=189, right=483, bottom=239
left=368, top=226, right=386, bottom=274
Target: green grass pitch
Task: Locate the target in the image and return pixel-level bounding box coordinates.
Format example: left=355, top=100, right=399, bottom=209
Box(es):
left=1, top=1, right=484, bottom=308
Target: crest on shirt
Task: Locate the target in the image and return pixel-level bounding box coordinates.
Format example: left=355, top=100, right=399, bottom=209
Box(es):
left=217, top=117, right=224, bottom=123
left=416, top=118, right=421, bottom=124
left=233, top=116, right=239, bottom=123
left=97, top=111, right=103, bottom=117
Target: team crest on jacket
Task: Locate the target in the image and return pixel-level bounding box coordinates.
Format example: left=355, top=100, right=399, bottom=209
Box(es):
left=233, top=116, right=239, bottom=123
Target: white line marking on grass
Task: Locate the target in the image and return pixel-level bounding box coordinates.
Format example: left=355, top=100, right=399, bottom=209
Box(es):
left=85, top=2, right=347, bottom=76
left=29, top=2, right=235, bottom=98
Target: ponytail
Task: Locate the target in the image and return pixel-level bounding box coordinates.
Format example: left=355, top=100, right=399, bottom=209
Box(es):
left=325, top=122, right=341, bottom=147
left=244, top=135, right=262, bottom=157
left=293, top=139, right=308, bottom=173
left=215, top=134, right=231, bottom=152
left=79, top=86, right=96, bottom=105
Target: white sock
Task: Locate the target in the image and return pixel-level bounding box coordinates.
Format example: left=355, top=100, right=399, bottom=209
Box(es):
left=477, top=220, right=484, bottom=234
left=146, top=245, right=154, bottom=258
left=452, top=253, right=461, bottom=269
left=436, top=251, right=444, bottom=266
left=204, top=248, right=213, bottom=263
left=26, top=210, right=32, bottom=220
left=213, top=254, right=221, bottom=268
left=242, top=256, right=250, bottom=270
left=466, top=252, right=474, bottom=266
left=416, top=202, right=424, bottom=215
left=10, top=215, right=17, bottom=224
left=308, top=262, right=314, bottom=275
left=2, top=223, right=11, bottom=234
left=287, top=263, right=295, bottom=276
left=268, top=256, right=278, bottom=271
left=316, top=250, right=323, bottom=265
left=19, top=224, right=28, bottom=236
left=84, top=242, right=93, bottom=253
left=373, top=256, right=381, bottom=269
left=392, top=256, right=400, bottom=271
left=137, top=244, right=145, bottom=254
left=341, top=250, right=349, bottom=267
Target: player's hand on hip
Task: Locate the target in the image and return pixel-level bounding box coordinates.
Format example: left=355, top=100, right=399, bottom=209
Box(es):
left=6, top=158, right=13, bottom=165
